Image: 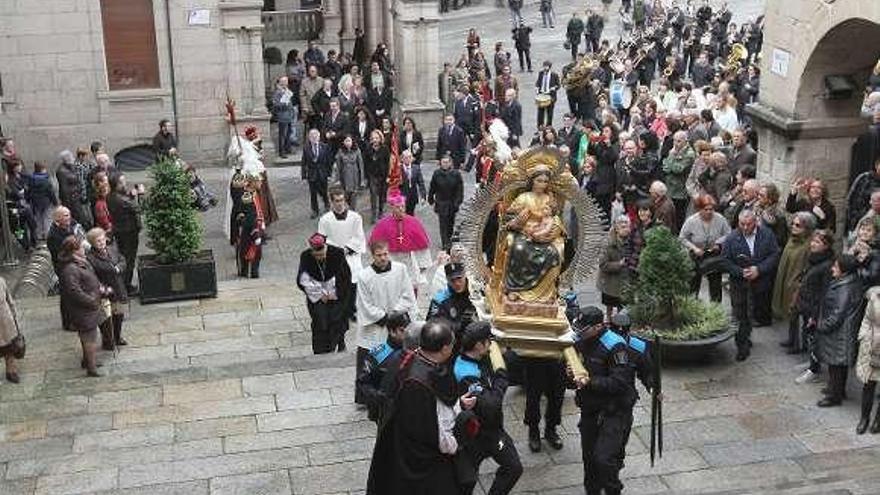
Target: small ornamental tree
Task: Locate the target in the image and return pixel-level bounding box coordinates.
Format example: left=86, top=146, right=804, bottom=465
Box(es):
left=632, top=225, right=694, bottom=328
left=144, top=159, right=203, bottom=264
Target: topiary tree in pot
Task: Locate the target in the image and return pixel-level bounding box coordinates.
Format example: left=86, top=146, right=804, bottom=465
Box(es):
left=144, top=158, right=203, bottom=263
left=138, top=158, right=216, bottom=303
left=627, top=225, right=729, bottom=345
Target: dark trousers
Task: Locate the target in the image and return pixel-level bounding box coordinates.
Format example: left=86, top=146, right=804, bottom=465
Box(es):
left=569, top=41, right=580, bottom=60
left=579, top=409, right=629, bottom=495
left=730, top=282, right=754, bottom=353
left=277, top=121, right=292, bottom=155
left=753, top=286, right=773, bottom=325
left=308, top=179, right=329, bottom=215
left=307, top=300, right=347, bottom=354
left=522, top=357, right=564, bottom=428
left=115, top=230, right=139, bottom=290
left=586, top=36, right=600, bottom=53
left=355, top=346, right=368, bottom=404
left=537, top=102, right=555, bottom=128
left=367, top=176, right=387, bottom=221
left=672, top=198, right=688, bottom=234
left=566, top=90, right=579, bottom=117
left=690, top=271, right=722, bottom=303
left=516, top=49, right=532, bottom=71
left=826, top=364, right=849, bottom=400
left=458, top=431, right=523, bottom=495
left=437, top=210, right=457, bottom=252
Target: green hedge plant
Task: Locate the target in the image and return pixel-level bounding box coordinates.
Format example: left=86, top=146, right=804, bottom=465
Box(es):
left=628, top=225, right=729, bottom=340
left=143, top=159, right=203, bottom=264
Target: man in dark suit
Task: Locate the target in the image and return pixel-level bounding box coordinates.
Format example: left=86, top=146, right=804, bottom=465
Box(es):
left=557, top=113, right=582, bottom=173
left=729, top=128, right=757, bottom=177
left=500, top=88, right=523, bottom=149
left=535, top=61, right=560, bottom=127
left=399, top=151, right=426, bottom=215
left=435, top=114, right=467, bottom=170
left=453, top=86, right=480, bottom=142
left=721, top=209, right=779, bottom=361
left=321, top=98, right=350, bottom=155
left=302, top=129, right=333, bottom=218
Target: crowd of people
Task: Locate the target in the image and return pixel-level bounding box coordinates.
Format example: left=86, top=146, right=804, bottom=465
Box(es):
left=0, top=120, right=209, bottom=380
left=4, top=0, right=880, bottom=493
left=277, top=0, right=880, bottom=493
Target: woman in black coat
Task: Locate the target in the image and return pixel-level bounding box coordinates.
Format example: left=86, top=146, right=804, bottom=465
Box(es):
left=399, top=117, right=425, bottom=166
left=815, top=254, right=864, bottom=407
left=86, top=228, right=128, bottom=351
left=59, top=236, right=110, bottom=377
left=363, top=130, right=390, bottom=223
left=795, top=230, right=835, bottom=384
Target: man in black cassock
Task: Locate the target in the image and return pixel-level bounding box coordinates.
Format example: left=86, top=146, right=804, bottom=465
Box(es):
left=296, top=233, right=352, bottom=353
left=367, top=320, right=476, bottom=495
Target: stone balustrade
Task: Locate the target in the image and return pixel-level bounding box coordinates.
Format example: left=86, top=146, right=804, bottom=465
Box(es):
left=261, top=9, right=324, bottom=43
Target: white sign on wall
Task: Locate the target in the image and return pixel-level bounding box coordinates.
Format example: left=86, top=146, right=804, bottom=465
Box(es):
left=188, top=9, right=211, bottom=26
left=771, top=48, right=791, bottom=78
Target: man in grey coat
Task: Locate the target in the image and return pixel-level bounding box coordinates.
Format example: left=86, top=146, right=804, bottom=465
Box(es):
left=273, top=76, right=295, bottom=158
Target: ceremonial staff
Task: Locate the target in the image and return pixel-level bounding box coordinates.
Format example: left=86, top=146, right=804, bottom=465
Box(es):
left=650, top=333, right=664, bottom=467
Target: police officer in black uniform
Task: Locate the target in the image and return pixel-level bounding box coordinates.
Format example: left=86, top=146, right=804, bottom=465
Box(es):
left=609, top=310, right=656, bottom=458
left=427, top=262, right=477, bottom=339
left=453, top=321, right=523, bottom=495
left=355, top=311, right=410, bottom=422
left=568, top=306, right=635, bottom=495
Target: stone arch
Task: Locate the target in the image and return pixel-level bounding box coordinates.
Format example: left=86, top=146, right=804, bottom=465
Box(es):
left=794, top=18, right=880, bottom=121
left=749, top=1, right=880, bottom=231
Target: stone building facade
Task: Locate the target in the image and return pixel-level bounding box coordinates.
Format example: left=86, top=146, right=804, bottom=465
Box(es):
left=0, top=0, right=271, bottom=166
left=749, top=0, right=880, bottom=228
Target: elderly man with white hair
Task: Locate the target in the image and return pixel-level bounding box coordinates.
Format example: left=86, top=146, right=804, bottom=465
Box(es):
left=721, top=208, right=780, bottom=361
left=56, top=150, right=93, bottom=229
left=649, top=181, right=677, bottom=232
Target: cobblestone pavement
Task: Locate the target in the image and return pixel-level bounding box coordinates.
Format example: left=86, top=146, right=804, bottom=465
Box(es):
left=7, top=1, right=880, bottom=494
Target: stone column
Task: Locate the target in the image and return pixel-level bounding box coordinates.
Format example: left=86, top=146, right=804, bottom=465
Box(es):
left=383, top=0, right=394, bottom=59
left=220, top=0, right=273, bottom=158
left=339, top=0, right=356, bottom=53
left=393, top=0, right=444, bottom=146
left=364, top=0, right=381, bottom=56
left=322, top=0, right=343, bottom=47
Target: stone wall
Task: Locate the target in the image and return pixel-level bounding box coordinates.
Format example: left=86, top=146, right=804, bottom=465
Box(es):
left=0, top=0, right=270, bottom=167
left=752, top=0, right=880, bottom=231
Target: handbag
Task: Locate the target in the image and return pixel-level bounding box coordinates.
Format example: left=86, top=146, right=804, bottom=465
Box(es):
left=871, top=321, right=880, bottom=369
left=101, top=298, right=112, bottom=320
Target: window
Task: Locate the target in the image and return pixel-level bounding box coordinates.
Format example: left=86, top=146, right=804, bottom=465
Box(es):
left=99, top=0, right=160, bottom=90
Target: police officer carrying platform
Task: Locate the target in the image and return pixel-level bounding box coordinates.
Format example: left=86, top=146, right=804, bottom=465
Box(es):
left=609, top=310, right=657, bottom=461
left=568, top=306, right=636, bottom=495
left=453, top=321, right=523, bottom=495
left=427, top=262, right=477, bottom=340
left=355, top=311, right=411, bottom=423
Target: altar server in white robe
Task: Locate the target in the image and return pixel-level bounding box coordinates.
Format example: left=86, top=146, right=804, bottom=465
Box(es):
left=319, top=186, right=367, bottom=320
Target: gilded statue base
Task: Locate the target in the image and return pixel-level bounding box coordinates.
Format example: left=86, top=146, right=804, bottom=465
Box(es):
left=502, top=297, right=560, bottom=319
left=479, top=288, right=588, bottom=381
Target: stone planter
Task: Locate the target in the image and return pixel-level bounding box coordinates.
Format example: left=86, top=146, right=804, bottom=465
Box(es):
left=137, top=250, right=218, bottom=304
left=635, top=324, right=736, bottom=362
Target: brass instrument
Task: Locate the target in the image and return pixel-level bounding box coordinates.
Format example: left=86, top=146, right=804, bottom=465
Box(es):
left=663, top=65, right=675, bottom=78
left=723, top=43, right=748, bottom=77
left=563, top=56, right=598, bottom=91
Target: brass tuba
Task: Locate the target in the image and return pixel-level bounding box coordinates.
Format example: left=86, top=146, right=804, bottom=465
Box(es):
left=724, top=43, right=749, bottom=76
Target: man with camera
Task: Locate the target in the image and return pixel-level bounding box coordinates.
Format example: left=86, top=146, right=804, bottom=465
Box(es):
left=452, top=321, right=523, bottom=495
left=721, top=209, right=779, bottom=361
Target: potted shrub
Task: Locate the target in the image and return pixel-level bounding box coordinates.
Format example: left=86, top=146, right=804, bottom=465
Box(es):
left=137, top=158, right=217, bottom=304
left=628, top=226, right=733, bottom=360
